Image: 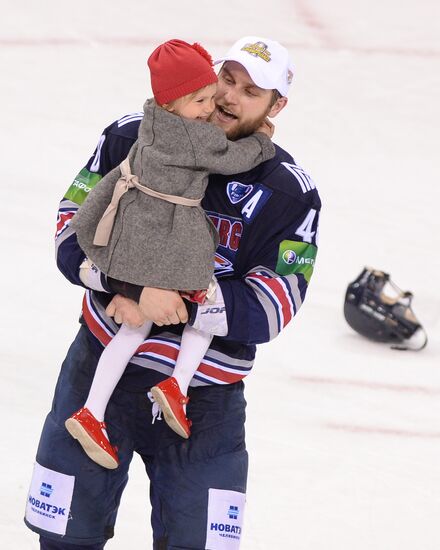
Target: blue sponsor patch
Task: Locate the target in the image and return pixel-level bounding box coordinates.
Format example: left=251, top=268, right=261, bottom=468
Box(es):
left=226, top=181, right=254, bottom=204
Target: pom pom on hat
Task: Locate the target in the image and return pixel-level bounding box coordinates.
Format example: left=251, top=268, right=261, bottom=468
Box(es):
left=148, top=39, right=218, bottom=105
left=190, top=42, right=214, bottom=66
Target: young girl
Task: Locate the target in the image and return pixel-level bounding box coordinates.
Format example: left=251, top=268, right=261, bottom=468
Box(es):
left=65, top=39, right=275, bottom=469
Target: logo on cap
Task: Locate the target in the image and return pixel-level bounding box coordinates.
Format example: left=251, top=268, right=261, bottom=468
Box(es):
left=287, top=69, right=293, bottom=85
left=241, top=42, right=271, bottom=62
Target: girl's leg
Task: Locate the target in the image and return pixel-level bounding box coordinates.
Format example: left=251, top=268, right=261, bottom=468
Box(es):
left=173, top=324, right=213, bottom=398
left=65, top=321, right=152, bottom=468
left=151, top=325, right=213, bottom=439
left=84, top=321, right=153, bottom=421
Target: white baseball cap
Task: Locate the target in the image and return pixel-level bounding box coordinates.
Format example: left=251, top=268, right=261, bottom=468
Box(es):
left=215, top=36, right=294, bottom=97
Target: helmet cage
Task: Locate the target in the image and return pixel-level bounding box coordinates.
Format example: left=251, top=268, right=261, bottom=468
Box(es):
left=344, top=268, right=427, bottom=350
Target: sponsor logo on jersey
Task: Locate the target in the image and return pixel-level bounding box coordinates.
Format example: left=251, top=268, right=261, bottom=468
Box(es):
left=282, top=250, right=297, bottom=265
left=214, top=252, right=234, bottom=276
left=26, top=462, right=75, bottom=536
left=208, top=503, right=242, bottom=540
left=241, top=41, right=271, bottom=62
left=206, top=488, right=244, bottom=548
left=28, top=477, right=68, bottom=520
left=210, top=522, right=242, bottom=536
left=65, top=168, right=102, bottom=206
left=276, top=240, right=317, bottom=282
left=40, top=482, right=53, bottom=498
left=28, top=495, right=66, bottom=518
left=208, top=213, right=243, bottom=252
left=226, top=181, right=254, bottom=204
left=72, top=180, right=91, bottom=193
left=228, top=505, right=239, bottom=519
left=201, top=306, right=226, bottom=315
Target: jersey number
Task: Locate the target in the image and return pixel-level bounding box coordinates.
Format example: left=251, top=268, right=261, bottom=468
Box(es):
left=295, top=209, right=317, bottom=243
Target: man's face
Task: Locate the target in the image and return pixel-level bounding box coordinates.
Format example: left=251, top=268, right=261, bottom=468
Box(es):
left=209, top=61, right=276, bottom=140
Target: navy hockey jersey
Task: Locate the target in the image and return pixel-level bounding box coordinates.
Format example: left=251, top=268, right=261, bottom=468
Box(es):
left=56, top=111, right=321, bottom=390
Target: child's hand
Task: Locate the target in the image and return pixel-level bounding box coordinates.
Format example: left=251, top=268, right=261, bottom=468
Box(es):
left=106, top=295, right=147, bottom=328
left=256, top=118, right=275, bottom=138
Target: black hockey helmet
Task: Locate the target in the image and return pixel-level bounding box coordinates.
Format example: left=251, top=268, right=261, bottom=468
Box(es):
left=344, top=267, right=427, bottom=351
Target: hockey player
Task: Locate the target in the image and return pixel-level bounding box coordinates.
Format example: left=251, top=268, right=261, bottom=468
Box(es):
left=25, top=36, right=321, bottom=549
left=65, top=38, right=275, bottom=468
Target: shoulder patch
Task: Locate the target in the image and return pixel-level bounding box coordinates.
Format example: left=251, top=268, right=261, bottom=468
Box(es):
left=276, top=240, right=317, bottom=282
left=240, top=184, right=272, bottom=224
left=226, top=181, right=254, bottom=204
left=64, top=168, right=102, bottom=206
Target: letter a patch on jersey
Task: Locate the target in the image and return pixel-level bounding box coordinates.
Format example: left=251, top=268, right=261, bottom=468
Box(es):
left=240, top=184, right=272, bottom=224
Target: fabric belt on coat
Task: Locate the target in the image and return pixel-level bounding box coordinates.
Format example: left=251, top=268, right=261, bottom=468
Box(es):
left=93, top=157, right=203, bottom=246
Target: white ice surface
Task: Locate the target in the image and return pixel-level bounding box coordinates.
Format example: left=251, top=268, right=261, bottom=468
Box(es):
left=1, top=0, right=439, bottom=548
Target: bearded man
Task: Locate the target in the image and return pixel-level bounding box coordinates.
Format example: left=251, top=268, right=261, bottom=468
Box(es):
left=25, top=36, right=321, bottom=550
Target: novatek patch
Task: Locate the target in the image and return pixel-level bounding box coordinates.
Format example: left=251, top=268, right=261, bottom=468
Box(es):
left=276, top=240, right=317, bottom=282
left=205, top=488, right=245, bottom=549
left=25, top=462, right=75, bottom=536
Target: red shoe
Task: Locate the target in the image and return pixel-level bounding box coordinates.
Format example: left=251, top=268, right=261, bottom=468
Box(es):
left=151, top=377, right=192, bottom=438
left=65, top=407, right=119, bottom=469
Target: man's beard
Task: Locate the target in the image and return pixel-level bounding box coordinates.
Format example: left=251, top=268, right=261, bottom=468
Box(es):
left=210, top=106, right=271, bottom=141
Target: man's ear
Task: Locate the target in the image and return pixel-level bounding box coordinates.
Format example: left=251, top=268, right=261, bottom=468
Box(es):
left=268, top=96, right=288, bottom=118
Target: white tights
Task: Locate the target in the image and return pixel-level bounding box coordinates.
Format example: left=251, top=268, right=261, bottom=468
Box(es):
left=84, top=322, right=212, bottom=422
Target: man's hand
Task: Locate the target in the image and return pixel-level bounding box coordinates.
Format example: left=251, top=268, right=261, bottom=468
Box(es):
left=139, top=287, right=188, bottom=326
left=106, top=295, right=147, bottom=328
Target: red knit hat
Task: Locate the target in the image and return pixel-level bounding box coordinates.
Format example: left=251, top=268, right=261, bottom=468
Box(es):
left=148, top=39, right=218, bottom=105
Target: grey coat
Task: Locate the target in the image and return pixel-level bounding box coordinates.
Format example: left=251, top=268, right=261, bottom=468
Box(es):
left=71, top=99, right=275, bottom=290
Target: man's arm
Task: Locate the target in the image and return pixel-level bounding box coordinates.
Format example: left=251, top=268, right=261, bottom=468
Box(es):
left=55, top=118, right=138, bottom=289
left=110, top=187, right=320, bottom=342
left=192, top=170, right=321, bottom=344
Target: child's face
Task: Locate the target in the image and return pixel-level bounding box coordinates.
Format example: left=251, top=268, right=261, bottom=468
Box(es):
left=168, top=83, right=217, bottom=121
